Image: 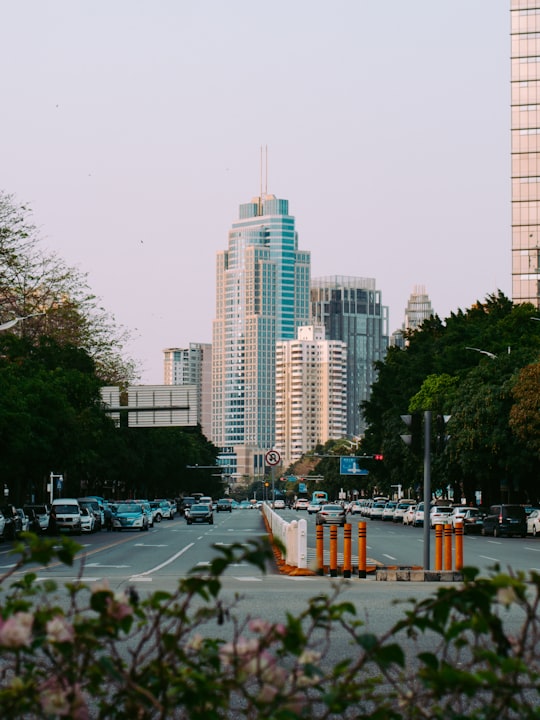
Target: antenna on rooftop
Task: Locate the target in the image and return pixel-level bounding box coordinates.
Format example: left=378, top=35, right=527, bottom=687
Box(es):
left=265, top=144, right=268, bottom=195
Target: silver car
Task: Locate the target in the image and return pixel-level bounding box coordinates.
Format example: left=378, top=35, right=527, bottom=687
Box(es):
left=315, top=504, right=346, bottom=526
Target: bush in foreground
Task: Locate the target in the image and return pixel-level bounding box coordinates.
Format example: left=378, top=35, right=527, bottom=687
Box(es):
left=0, top=533, right=538, bottom=718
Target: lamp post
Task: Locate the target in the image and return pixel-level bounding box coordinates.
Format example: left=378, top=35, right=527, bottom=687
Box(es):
left=0, top=312, right=45, bottom=332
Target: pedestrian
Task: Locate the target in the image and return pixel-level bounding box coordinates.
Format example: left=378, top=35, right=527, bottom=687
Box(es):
left=47, top=506, right=58, bottom=536
left=104, top=504, right=113, bottom=531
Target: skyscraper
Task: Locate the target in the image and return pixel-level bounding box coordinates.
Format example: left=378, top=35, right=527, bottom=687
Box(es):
left=511, top=1, right=540, bottom=308
left=213, top=193, right=310, bottom=481
left=310, top=276, right=388, bottom=437
left=275, top=325, right=347, bottom=468
left=404, top=285, right=433, bottom=332
left=163, top=343, right=212, bottom=439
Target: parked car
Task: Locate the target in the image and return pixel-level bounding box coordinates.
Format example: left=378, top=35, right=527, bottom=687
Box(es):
left=80, top=507, right=96, bottom=533
left=393, top=501, right=415, bottom=523
left=139, top=501, right=155, bottom=527
left=402, top=504, right=417, bottom=526
left=315, top=503, right=346, bottom=526
left=150, top=500, right=173, bottom=522
left=412, top=502, right=426, bottom=527
left=482, top=504, right=527, bottom=538
left=15, top=508, right=30, bottom=534
left=78, top=499, right=103, bottom=530
left=429, top=505, right=454, bottom=528
left=186, top=504, right=213, bottom=525
left=370, top=500, right=387, bottom=521
left=455, top=507, right=484, bottom=534
left=0, top=509, right=6, bottom=540
left=216, top=498, right=233, bottom=512
left=347, top=500, right=363, bottom=515
left=23, top=504, right=49, bottom=533
left=50, top=499, right=82, bottom=535
left=527, top=508, right=540, bottom=536
left=112, top=503, right=149, bottom=532
left=381, top=501, right=398, bottom=521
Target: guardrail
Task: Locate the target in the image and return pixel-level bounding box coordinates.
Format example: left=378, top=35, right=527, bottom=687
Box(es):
left=261, top=503, right=308, bottom=572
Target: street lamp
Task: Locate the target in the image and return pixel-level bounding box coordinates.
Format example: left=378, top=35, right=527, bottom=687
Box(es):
left=465, top=346, right=498, bottom=359
left=0, top=312, right=45, bottom=332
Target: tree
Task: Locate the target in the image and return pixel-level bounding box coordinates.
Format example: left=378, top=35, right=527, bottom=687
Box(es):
left=0, top=191, right=136, bottom=384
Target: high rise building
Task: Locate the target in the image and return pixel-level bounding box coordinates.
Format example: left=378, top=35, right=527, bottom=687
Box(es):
left=275, top=325, right=347, bottom=468
left=163, top=343, right=212, bottom=439
left=404, top=285, right=433, bottom=332
left=511, top=1, right=540, bottom=308
left=213, top=193, right=311, bottom=481
left=310, top=276, right=389, bottom=437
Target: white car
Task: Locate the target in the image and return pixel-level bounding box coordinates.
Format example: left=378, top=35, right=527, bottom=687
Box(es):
left=402, top=505, right=417, bottom=525
left=80, top=507, right=96, bottom=533
left=273, top=499, right=285, bottom=510
left=429, top=505, right=454, bottom=528
left=393, top=501, right=416, bottom=523
left=381, top=501, right=398, bottom=521
left=527, top=508, right=540, bottom=536
left=294, top=499, right=310, bottom=511
left=370, top=500, right=387, bottom=520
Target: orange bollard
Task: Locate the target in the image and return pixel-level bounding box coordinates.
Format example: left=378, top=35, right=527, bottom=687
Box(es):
left=444, top=523, right=453, bottom=571
left=435, top=524, right=443, bottom=570
left=316, top=525, right=324, bottom=576
left=455, top=521, right=464, bottom=571
left=343, top=523, right=352, bottom=578
left=358, top=521, right=367, bottom=578
left=329, top=525, right=338, bottom=577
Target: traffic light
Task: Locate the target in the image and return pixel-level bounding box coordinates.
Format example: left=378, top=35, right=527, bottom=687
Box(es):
left=374, top=454, right=384, bottom=461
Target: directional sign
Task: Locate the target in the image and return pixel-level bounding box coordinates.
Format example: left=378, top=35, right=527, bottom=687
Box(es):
left=340, top=457, right=369, bottom=476
left=265, top=450, right=281, bottom=466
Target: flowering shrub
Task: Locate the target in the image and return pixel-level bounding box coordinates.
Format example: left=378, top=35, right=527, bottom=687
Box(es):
left=0, top=533, right=539, bottom=718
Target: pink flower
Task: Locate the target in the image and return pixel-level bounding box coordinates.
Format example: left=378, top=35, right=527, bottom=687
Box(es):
left=46, top=616, right=75, bottom=644
left=39, top=679, right=89, bottom=720
left=0, top=611, right=33, bottom=648
left=105, top=591, right=133, bottom=621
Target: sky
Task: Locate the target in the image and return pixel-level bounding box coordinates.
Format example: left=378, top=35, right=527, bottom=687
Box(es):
left=1, top=1, right=510, bottom=384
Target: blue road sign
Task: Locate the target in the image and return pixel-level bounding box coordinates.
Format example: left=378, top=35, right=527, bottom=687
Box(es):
left=340, top=457, right=369, bottom=476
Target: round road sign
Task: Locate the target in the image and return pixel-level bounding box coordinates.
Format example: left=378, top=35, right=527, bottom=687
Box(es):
left=265, top=450, right=281, bottom=466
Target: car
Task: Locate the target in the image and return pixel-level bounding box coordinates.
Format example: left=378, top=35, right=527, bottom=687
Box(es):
left=294, top=499, right=310, bottom=511
left=412, top=502, right=426, bottom=527
left=216, top=498, right=233, bottom=512
left=315, top=503, right=346, bottom=526
left=393, top=501, right=416, bottom=523
left=307, top=501, right=323, bottom=514
left=482, top=504, right=527, bottom=538
left=186, top=503, right=213, bottom=525
left=455, top=507, right=484, bottom=534
left=347, top=500, right=363, bottom=515
left=527, top=508, right=540, bottom=536
left=429, top=505, right=454, bottom=528
left=370, top=500, right=387, bottom=520
left=23, top=504, right=49, bottom=533
left=15, top=508, right=31, bottom=534
left=78, top=499, right=103, bottom=530
left=0, top=510, right=6, bottom=540
left=238, top=500, right=252, bottom=510
left=273, top=499, right=286, bottom=510
left=150, top=500, right=174, bottom=522
left=50, top=499, right=82, bottom=535
left=112, top=503, right=149, bottom=532
left=381, top=501, right=398, bottom=521
left=80, top=507, right=96, bottom=533
left=139, top=501, right=155, bottom=527
left=402, top=504, right=417, bottom=525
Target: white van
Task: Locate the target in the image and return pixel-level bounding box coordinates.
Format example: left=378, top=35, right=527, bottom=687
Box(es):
left=51, top=498, right=82, bottom=535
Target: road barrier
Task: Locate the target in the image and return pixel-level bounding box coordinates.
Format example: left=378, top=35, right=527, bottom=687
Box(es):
left=261, top=503, right=308, bottom=573
left=434, top=522, right=464, bottom=572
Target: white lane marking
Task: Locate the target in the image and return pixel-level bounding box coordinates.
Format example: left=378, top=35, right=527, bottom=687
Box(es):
left=86, top=563, right=130, bottom=568
left=234, top=577, right=262, bottom=582
left=524, top=546, right=540, bottom=552
left=129, top=542, right=195, bottom=579
left=382, top=554, right=397, bottom=560
left=134, top=544, right=168, bottom=548
left=480, top=555, right=499, bottom=562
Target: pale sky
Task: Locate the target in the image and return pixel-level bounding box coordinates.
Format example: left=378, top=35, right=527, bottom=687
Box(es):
left=1, top=1, right=509, bottom=383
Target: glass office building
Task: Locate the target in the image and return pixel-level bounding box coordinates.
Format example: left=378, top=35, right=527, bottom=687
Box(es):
left=213, top=194, right=310, bottom=479
left=310, top=276, right=388, bottom=437
left=511, top=1, right=540, bottom=308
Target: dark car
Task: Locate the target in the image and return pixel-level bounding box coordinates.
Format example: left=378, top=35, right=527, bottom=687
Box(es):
left=23, top=504, right=49, bottom=533
left=482, top=504, right=527, bottom=538
left=1, top=504, right=23, bottom=540
left=186, top=504, right=213, bottom=525
left=216, top=498, right=233, bottom=513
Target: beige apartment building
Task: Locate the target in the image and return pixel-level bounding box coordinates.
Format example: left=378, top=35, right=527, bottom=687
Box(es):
left=511, top=0, right=540, bottom=308
left=275, top=325, right=347, bottom=468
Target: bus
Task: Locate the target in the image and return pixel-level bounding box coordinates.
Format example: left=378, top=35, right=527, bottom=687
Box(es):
left=312, top=491, right=328, bottom=504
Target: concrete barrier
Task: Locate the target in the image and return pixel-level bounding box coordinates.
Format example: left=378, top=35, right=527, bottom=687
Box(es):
left=262, top=503, right=309, bottom=574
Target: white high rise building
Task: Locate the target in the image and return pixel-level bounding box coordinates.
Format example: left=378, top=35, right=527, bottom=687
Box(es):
left=275, top=325, right=347, bottom=468
left=163, top=343, right=212, bottom=439
left=212, top=192, right=311, bottom=481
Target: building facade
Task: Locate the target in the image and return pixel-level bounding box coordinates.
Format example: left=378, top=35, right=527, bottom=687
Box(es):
left=212, top=193, right=311, bottom=481
left=310, top=276, right=388, bottom=437
left=163, top=343, right=212, bottom=439
left=275, top=325, right=347, bottom=468
left=404, top=285, right=433, bottom=332
left=511, top=0, right=540, bottom=309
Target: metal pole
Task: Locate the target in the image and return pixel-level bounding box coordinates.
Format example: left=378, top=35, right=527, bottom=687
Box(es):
left=423, top=410, right=431, bottom=570
left=271, top=466, right=275, bottom=505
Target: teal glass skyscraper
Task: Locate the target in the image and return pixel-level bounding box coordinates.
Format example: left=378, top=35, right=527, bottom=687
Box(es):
left=213, top=193, right=310, bottom=480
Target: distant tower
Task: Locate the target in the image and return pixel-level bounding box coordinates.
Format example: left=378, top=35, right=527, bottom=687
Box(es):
left=511, top=1, right=540, bottom=308
left=163, top=343, right=212, bottom=439
left=310, top=276, right=389, bottom=437
left=404, top=285, right=433, bottom=332
left=212, top=187, right=310, bottom=481
left=275, top=325, right=347, bottom=467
